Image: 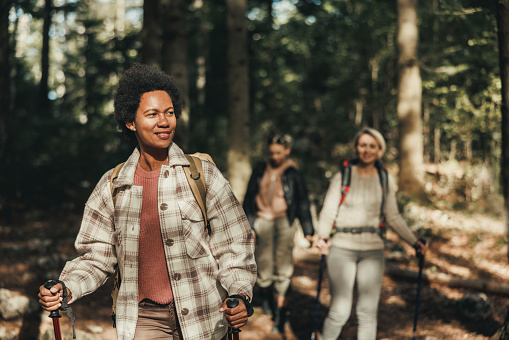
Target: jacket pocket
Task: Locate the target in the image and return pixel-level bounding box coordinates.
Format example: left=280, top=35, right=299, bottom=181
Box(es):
left=178, top=199, right=210, bottom=259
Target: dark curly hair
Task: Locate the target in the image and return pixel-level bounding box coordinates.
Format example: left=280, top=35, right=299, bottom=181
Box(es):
left=114, top=63, right=183, bottom=140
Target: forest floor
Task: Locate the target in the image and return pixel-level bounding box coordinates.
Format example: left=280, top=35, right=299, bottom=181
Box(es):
left=1, top=173, right=509, bottom=339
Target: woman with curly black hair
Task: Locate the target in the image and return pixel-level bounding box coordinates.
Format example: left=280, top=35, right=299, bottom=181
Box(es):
left=38, top=63, right=256, bottom=340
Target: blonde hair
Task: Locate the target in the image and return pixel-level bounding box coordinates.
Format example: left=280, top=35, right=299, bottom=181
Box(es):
left=353, top=127, right=386, bottom=159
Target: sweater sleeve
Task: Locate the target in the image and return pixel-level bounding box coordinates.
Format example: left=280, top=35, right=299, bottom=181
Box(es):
left=317, top=172, right=342, bottom=238
left=384, top=175, right=418, bottom=246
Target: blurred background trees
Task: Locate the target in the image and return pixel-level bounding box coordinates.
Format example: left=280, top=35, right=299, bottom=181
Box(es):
left=0, top=0, right=504, bottom=220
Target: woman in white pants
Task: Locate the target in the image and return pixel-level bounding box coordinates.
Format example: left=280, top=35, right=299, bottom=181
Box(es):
left=316, top=128, right=427, bottom=340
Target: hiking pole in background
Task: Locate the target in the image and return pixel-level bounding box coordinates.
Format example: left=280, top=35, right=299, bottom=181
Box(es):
left=310, top=252, right=327, bottom=340
left=43, top=280, right=76, bottom=340
left=412, top=240, right=427, bottom=340
left=226, top=298, right=241, bottom=340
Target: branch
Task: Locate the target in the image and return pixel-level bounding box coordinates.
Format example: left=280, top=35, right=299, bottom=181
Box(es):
left=387, top=265, right=509, bottom=295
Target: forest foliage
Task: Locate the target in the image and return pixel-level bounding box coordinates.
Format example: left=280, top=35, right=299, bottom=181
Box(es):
left=0, top=0, right=503, bottom=219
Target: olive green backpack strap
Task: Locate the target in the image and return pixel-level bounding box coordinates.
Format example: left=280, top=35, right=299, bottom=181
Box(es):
left=109, top=162, right=124, bottom=328
left=183, top=154, right=211, bottom=234
left=110, top=162, right=125, bottom=206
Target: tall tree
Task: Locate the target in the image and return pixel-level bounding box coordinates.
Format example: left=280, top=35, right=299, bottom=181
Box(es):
left=194, top=0, right=208, bottom=111
left=162, top=0, right=190, bottom=151
left=141, top=0, right=161, bottom=67
left=497, top=0, right=509, bottom=262
left=396, top=0, right=424, bottom=195
left=0, top=0, right=10, bottom=159
left=226, top=0, right=250, bottom=201
left=115, top=0, right=125, bottom=39
left=38, top=0, right=52, bottom=114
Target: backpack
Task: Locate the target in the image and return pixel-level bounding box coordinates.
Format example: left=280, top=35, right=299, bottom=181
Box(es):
left=330, top=158, right=389, bottom=239
left=109, top=153, right=213, bottom=327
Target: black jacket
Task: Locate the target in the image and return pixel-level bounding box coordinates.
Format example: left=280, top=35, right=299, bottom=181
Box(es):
left=242, top=161, right=315, bottom=236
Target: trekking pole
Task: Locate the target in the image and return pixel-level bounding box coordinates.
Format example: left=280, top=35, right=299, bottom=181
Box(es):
left=43, top=280, right=63, bottom=340
left=226, top=298, right=240, bottom=340
left=412, top=240, right=426, bottom=340
left=310, top=252, right=327, bottom=340
left=43, top=280, right=76, bottom=340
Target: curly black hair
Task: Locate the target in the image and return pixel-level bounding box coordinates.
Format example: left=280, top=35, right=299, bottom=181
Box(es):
left=114, top=63, right=183, bottom=140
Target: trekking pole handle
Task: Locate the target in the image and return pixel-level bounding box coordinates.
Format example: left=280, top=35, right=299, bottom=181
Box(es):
left=43, top=280, right=62, bottom=319
left=226, top=298, right=241, bottom=334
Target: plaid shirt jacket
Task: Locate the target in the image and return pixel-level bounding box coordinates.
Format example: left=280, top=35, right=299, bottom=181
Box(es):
left=60, top=143, right=257, bottom=340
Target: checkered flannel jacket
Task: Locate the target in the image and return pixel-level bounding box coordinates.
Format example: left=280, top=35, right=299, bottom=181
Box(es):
left=60, top=143, right=257, bottom=340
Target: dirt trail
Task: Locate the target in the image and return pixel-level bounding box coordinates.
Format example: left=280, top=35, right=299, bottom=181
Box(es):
left=1, top=208, right=508, bottom=339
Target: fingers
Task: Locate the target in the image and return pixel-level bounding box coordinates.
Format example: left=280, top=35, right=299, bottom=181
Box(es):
left=414, top=240, right=428, bottom=256
left=221, top=300, right=249, bottom=329
left=316, top=238, right=330, bottom=255
left=305, top=235, right=314, bottom=247
left=38, top=283, right=63, bottom=311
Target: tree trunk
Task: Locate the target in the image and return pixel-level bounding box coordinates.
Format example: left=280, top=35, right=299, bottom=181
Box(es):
left=226, top=0, right=251, bottom=201
left=115, top=0, right=125, bottom=39
left=162, top=0, right=189, bottom=151
left=371, top=59, right=380, bottom=130
left=396, top=0, right=424, bottom=196
left=39, top=0, right=52, bottom=114
left=0, top=0, right=10, bottom=160
left=497, top=0, right=509, bottom=263
left=423, top=101, right=429, bottom=163
left=465, top=131, right=472, bottom=161
left=449, top=139, right=457, bottom=161
left=434, top=127, right=441, bottom=162
left=141, top=0, right=161, bottom=67
left=194, top=0, right=208, bottom=110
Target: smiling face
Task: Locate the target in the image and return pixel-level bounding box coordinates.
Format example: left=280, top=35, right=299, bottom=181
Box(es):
left=125, top=90, right=176, bottom=154
left=356, top=133, right=380, bottom=166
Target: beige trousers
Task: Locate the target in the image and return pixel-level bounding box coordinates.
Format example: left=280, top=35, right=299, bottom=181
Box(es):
left=133, top=300, right=183, bottom=339
left=133, top=299, right=229, bottom=340
left=253, top=216, right=295, bottom=296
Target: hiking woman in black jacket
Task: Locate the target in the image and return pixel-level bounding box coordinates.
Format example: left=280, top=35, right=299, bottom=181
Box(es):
left=243, top=134, right=314, bottom=333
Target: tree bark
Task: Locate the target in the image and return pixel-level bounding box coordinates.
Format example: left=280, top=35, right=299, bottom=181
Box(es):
left=116, top=0, right=125, bottom=39
left=422, top=101, right=430, bottom=163
left=0, top=0, right=11, bottom=160
left=194, top=0, right=208, bottom=110
left=396, top=0, right=424, bottom=195
left=449, top=139, right=457, bottom=161
left=434, top=127, right=441, bottom=162
left=141, top=0, right=161, bottom=67
left=226, top=0, right=251, bottom=201
left=497, top=0, right=509, bottom=263
left=39, top=0, right=52, bottom=114
left=162, top=0, right=189, bottom=150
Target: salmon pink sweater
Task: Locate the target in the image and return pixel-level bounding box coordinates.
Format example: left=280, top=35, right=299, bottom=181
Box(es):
left=134, top=163, right=173, bottom=304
